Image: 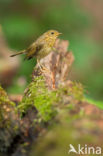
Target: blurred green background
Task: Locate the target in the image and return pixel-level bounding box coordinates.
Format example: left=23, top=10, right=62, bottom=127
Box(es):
left=0, top=0, right=103, bottom=100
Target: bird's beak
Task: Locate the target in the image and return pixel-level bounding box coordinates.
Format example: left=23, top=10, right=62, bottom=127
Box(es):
left=59, top=32, right=62, bottom=35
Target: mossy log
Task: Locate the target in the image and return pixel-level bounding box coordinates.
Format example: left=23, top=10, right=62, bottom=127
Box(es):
left=0, top=39, right=103, bottom=156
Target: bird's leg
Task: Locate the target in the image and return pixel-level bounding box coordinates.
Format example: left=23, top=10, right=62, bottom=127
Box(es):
left=37, top=59, right=50, bottom=73
left=37, top=60, right=56, bottom=89
left=37, top=59, right=43, bottom=71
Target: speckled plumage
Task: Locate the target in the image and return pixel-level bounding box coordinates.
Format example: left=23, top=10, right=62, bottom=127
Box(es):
left=10, top=30, right=61, bottom=60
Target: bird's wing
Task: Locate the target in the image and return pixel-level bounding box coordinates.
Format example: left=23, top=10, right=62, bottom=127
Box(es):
left=24, top=42, right=43, bottom=60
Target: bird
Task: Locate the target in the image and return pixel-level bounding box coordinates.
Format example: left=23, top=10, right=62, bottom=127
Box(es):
left=10, top=30, right=62, bottom=61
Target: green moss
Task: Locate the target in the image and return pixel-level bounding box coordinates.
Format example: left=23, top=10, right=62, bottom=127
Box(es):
left=64, top=82, right=84, bottom=102
left=18, top=76, right=84, bottom=123
left=18, top=76, right=58, bottom=122
left=58, top=81, right=84, bottom=105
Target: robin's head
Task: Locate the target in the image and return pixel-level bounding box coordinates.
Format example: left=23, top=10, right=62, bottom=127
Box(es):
left=44, top=30, right=62, bottom=40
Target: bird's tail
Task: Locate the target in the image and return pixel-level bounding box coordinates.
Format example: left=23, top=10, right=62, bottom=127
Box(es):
left=10, top=50, right=26, bottom=57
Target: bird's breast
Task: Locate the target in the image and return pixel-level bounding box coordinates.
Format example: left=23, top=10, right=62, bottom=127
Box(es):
left=37, top=46, right=52, bottom=60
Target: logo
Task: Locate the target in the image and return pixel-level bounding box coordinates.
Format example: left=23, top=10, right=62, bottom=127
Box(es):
left=68, top=144, right=102, bottom=155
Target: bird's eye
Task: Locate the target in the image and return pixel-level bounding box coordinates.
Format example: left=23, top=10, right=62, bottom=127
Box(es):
left=51, top=32, right=54, bottom=35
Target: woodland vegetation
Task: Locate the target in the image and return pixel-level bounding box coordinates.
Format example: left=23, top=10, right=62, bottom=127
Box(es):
left=0, top=0, right=103, bottom=156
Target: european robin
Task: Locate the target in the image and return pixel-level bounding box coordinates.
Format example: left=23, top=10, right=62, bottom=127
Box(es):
left=10, top=30, right=62, bottom=61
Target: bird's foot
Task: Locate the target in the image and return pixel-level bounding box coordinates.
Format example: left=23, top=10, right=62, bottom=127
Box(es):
left=37, top=60, right=50, bottom=74
left=37, top=60, right=56, bottom=89
left=40, top=64, right=50, bottom=74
